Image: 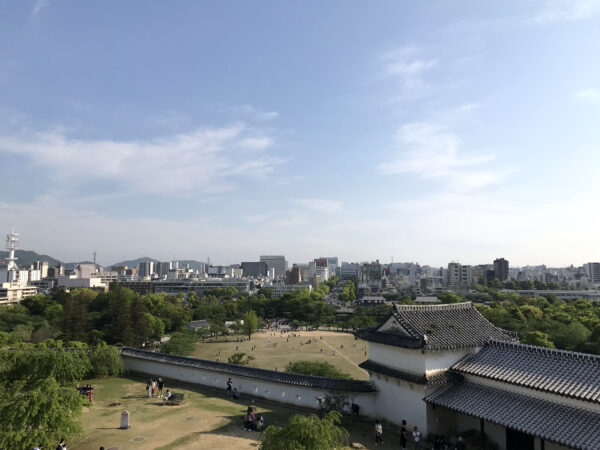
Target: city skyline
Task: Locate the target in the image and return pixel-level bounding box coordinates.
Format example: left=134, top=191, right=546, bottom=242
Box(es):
left=2, top=1, right=600, bottom=266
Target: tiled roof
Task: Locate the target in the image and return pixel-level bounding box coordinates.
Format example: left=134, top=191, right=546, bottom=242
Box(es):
left=356, top=302, right=517, bottom=351
left=424, top=381, right=600, bottom=450
left=453, top=340, right=600, bottom=404
left=359, top=360, right=451, bottom=386
left=120, top=347, right=377, bottom=393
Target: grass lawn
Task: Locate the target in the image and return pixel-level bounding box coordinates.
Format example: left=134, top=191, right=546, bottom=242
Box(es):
left=191, top=330, right=370, bottom=380
left=71, top=376, right=400, bottom=450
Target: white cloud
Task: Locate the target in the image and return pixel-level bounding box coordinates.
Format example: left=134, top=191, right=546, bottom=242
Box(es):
left=294, top=198, right=343, bottom=213
left=0, top=125, right=281, bottom=196
left=574, top=88, right=600, bottom=102
left=230, top=104, right=279, bottom=121
left=379, top=122, right=500, bottom=191
left=380, top=46, right=438, bottom=101
left=531, top=0, right=600, bottom=23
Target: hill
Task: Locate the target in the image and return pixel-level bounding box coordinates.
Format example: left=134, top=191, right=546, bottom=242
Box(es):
left=109, top=257, right=207, bottom=272
left=0, top=249, right=62, bottom=268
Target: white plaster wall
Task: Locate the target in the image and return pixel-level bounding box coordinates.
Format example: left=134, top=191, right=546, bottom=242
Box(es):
left=122, top=356, right=377, bottom=415
left=424, top=348, right=476, bottom=375
left=368, top=343, right=426, bottom=374
left=368, top=343, right=476, bottom=376
left=369, top=373, right=432, bottom=435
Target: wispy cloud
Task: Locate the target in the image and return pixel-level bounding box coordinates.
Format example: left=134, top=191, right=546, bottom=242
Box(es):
left=531, top=0, right=600, bottom=23
left=573, top=88, right=600, bottom=102
left=32, top=0, right=48, bottom=15
left=295, top=198, right=343, bottom=213
left=0, top=125, right=282, bottom=196
left=380, top=46, right=438, bottom=101
left=230, top=104, right=279, bottom=121
left=379, top=122, right=502, bottom=191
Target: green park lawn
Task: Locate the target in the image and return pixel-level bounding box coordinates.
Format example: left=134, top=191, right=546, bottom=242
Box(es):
left=70, top=376, right=397, bottom=450
left=191, top=330, right=370, bottom=380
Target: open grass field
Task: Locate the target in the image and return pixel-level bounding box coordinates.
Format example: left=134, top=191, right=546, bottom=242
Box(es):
left=191, top=330, right=370, bottom=380
left=71, top=376, right=400, bottom=450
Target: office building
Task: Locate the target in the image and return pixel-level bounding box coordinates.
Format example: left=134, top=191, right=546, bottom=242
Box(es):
left=241, top=261, right=268, bottom=277
left=493, top=258, right=509, bottom=281
left=138, top=261, right=154, bottom=278
left=259, top=255, right=287, bottom=277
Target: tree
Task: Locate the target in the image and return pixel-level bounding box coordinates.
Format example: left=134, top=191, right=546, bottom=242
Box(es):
left=285, top=361, right=350, bottom=379
left=0, top=377, right=82, bottom=448
left=260, top=411, right=348, bottom=450
left=160, top=331, right=196, bottom=356
left=88, top=342, right=124, bottom=377
left=227, top=352, right=255, bottom=366
left=242, top=310, right=258, bottom=340
left=521, top=331, right=555, bottom=348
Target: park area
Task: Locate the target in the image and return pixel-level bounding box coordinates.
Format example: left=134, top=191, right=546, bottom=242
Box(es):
left=71, top=376, right=399, bottom=449
left=191, top=330, right=370, bottom=380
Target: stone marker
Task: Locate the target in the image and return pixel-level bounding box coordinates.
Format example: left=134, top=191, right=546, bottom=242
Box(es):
left=120, top=410, right=130, bottom=429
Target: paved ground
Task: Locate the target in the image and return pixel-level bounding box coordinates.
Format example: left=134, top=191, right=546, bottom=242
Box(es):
left=191, top=330, right=370, bottom=380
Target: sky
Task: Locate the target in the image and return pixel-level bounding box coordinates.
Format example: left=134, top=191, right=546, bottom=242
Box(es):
left=1, top=1, right=600, bottom=267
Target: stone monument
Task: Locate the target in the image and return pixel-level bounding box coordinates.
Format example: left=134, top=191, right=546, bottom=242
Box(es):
left=120, top=410, right=130, bottom=429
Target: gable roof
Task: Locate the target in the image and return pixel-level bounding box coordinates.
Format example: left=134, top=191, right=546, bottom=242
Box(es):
left=120, top=347, right=377, bottom=393
left=355, top=302, right=517, bottom=352
left=424, top=380, right=600, bottom=450
left=453, top=340, right=600, bottom=404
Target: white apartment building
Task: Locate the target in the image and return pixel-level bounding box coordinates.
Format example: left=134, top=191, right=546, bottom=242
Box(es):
left=584, top=262, right=600, bottom=284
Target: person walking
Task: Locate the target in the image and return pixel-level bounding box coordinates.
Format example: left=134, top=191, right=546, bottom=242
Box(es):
left=412, top=426, right=422, bottom=449
left=375, top=419, right=383, bottom=446
left=147, top=379, right=153, bottom=398
left=455, top=436, right=466, bottom=450
left=400, top=419, right=408, bottom=450
left=157, top=377, right=164, bottom=397
left=226, top=378, right=233, bottom=398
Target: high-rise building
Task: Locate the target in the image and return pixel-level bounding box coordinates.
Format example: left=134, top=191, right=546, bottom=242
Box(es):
left=33, top=261, right=49, bottom=279
left=493, top=258, right=509, bottom=281
left=156, top=261, right=172, bottom=277
left=341, top=262, right=359, bottom=280
left=259, top=255, right=287, bottom=277
left=286, top=265, right=302, bottom=284
left=138, top=261, right=154, bottom=278
left=584, top=262, right=600, bottom=284
left=241, top=261, right=268, bottom=277
left=447, top=262, right=472, bottom=292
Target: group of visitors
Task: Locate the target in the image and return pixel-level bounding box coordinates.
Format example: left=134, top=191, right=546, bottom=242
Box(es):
left=242, top=406, right=265, bottom=431
left=375, top=419, right=465, bottom=449
left=375, top=420, right=420, bottom=449
left=145, top=377, right=165, bottom=398
left=77, top=384, right=94, bottom=403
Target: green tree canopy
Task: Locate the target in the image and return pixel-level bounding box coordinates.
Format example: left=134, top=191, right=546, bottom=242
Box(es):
left=260, top=411, right=348, bottom=450
left=242, top=310, right=258, bottom=340
left=285, top=361, right=350, bottom=379
left=160, top=331, right=196, bottom=356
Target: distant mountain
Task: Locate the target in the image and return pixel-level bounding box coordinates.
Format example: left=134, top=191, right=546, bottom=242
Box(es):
left=109, top=257, right=158, bottom=268
left=109, top=257, right=207, bottom=272
left=0, top=250, right=62, bottom=268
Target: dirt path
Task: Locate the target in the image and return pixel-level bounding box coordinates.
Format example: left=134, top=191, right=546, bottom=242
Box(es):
left=319, top=336, right=365, bottom=372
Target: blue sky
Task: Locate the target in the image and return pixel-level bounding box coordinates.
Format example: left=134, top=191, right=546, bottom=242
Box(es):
left=1, top=0, right=600, bottom=266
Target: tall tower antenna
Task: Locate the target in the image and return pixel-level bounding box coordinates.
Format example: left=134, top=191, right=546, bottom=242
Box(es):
left=5, top=227, right=19, bottom=272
